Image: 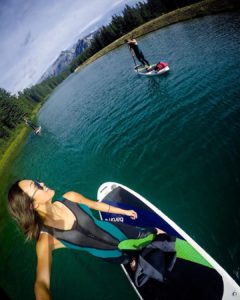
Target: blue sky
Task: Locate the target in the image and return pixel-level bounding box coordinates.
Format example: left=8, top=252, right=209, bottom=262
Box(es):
left=0, top=0, right=140, bottom=94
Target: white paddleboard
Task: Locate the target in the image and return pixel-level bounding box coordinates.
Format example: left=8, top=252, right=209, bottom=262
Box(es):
left=135, top=63, right=170, bottom=77
left=98, top=182, right=240, bottom=300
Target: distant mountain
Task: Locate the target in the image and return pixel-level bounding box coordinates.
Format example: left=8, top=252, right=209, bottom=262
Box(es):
left=39, top=32, right=94, bottom=82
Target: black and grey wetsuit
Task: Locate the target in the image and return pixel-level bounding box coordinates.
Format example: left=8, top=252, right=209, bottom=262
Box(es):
left=41, top=198, right=154, bottom=264
left=128, top=42, right=150, bottom=66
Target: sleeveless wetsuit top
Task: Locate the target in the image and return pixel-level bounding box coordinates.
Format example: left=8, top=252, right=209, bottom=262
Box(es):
left=129, top=42, right=141, bottom=56
left=41, top=198, right=156, bottom=264
left=41, top=198, right=131, bottom=262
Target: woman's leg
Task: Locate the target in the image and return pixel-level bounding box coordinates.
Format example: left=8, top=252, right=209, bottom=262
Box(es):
left=138, top=52, right=150, bottom=66
left=142, top=56, right=150, bottom=66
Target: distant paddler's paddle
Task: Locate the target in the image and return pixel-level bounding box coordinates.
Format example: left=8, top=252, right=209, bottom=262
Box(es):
left=127, top=45, right=139, bottom=73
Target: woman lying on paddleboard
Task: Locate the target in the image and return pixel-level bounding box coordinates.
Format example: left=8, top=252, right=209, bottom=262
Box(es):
left=8, top=179, right=164, bottom=300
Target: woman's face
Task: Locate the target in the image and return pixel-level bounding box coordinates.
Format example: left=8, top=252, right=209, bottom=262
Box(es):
left=19, top=179, right=55, bottom=204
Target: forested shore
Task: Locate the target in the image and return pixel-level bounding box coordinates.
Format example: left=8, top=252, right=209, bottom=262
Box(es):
left=0, top=0, right=239, bottom=176
left=73, top=0, right=239, bottom=72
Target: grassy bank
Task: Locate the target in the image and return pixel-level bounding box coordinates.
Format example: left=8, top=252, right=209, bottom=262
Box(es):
left=74, top=0, right=239, bottom=72
left=0, top=103, right=42, bottom=180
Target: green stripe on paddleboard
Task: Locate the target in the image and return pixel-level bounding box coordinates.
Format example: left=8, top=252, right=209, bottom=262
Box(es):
left=176, top=239, right=212, bottom=268
left=118, top=233, right=155, bottom=250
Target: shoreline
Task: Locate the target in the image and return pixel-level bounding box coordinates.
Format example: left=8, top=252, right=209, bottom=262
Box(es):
left=0, top=0, right=239, bottom=179
left=74, top=0, right=239, bottom=73
left=0, top=103, right=42, bottom=180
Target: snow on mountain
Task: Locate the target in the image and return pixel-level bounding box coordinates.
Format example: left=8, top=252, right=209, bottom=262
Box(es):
left=39, top=32, right=94, bottom=82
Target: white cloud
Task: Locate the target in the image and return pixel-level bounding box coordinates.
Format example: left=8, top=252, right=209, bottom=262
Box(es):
left=0, top=0, right=140, bottom=94
left=76, top=15, right=104, bottom=37
left=111, top=0, right=124, bottom=9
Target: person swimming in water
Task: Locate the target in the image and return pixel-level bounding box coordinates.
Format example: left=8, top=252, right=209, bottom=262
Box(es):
left=125, top=38, right=150, bottom=67
left=23, top=117, right=41, bottom=134
left=8, top=179, right=164, bottom=300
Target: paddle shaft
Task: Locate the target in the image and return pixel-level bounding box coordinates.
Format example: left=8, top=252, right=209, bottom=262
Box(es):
left=128, top=46, right=138, bottom=73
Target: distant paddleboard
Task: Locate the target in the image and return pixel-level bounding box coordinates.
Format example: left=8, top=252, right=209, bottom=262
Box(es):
left=135, top=62, right=169, bottom=77
left=98, top=182, right=240, bottom=300
left=35, top=126, right=41, bottom=135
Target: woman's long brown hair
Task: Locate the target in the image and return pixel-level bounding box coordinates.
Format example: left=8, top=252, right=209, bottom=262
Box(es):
left=8, top=181, right=43, bottom=241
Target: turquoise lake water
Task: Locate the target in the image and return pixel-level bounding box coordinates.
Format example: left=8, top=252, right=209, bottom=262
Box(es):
left=1, top=12, right=240, bottom=299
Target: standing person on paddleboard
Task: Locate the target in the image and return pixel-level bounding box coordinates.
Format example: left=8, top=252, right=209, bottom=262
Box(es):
left=8, top=179, right=165, bottom=300
left=125, top=38, right=150, bottom=68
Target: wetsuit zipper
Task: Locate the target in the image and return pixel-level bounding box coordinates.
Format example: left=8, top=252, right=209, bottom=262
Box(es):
left=76, top=224, right=118, bottom=247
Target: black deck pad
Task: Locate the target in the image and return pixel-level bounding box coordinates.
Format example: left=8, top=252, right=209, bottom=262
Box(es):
left=125, top=257, right=223, bottom=300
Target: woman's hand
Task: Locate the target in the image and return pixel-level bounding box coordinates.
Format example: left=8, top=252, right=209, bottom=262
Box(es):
left=125, top=210, right=138, bottom=220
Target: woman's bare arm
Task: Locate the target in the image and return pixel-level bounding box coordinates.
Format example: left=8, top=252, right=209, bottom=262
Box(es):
left=63, top=191, right=137, bottom=219
left=35, top=234, right=54, bottom=300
